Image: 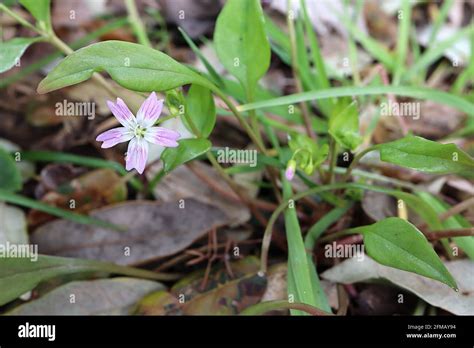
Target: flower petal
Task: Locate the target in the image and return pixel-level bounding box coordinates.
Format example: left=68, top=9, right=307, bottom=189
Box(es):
left=107, top=98, right=136, bottom=128
left=125, top=138, right=149, bottom=174
left=136, top=92, right=163, bottom=128
left=96, top=127, right=133, bottom=148
left=144, top=127, right=180, bottom=147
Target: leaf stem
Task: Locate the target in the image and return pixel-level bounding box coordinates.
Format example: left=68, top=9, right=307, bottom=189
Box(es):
left=211, top=87, right=267, bottom=154
left=342, top=145, right=378, bottom=182
left=0, top=4, right=39, bottom=33
left=327, top=137, right=338, bottom=184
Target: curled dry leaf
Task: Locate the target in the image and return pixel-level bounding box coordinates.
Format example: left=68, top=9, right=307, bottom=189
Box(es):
left=31, top=199, right=230, bottom=265
left=8, top=278, right=164, bottom=315
left=322, top=256, right=474, bottom=315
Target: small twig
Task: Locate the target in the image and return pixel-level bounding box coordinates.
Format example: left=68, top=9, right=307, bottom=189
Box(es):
left=425, top=227, right=474, bottom=240
left=417, top=196, right=474, bottom=231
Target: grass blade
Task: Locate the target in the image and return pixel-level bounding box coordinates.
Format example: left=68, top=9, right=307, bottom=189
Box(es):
left=238, top=85, right=474, bottom=118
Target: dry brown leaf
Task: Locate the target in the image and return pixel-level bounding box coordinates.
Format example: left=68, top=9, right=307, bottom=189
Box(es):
left=31, top=199, right=230, bottom=265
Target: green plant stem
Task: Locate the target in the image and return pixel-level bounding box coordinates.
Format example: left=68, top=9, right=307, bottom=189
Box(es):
left=260, top=182, right=414, bottom=273
left=327, top=137, right=338, bottom=184
left=0, top=3, right=38, bottom=32
left=180, top=105, right=267, bottom=221
left=286, top=3, right=316, bottom=140
left=46, top=32, right=117, bottom=97
left=124, top=0, right=151, bottom=47
left=1, top=4, right=118, bottom=97
left=212, top=88, right=267, bottom=154
left=21, top=150, right=143, bottom=191
left=342, top=145, right=378, bottom=182
left=261, top=182, right=359, bottom=273
left=318, top=228, right=357, bottom=243
left=240, top=299, right=332, bottom=316
left=0, top=189, right=124, bottom=231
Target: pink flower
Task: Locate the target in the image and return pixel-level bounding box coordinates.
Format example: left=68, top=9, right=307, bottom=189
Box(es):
left=285, top=160, right=296, bottom=181
left=96, top=92, right=180, bottom=174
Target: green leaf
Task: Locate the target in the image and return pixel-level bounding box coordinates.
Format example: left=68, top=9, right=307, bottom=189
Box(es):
left=0, top=37, right=41, bottom=73
left=161, top=138, right=211, bottom=173
left=19, top=0, right=51, bottom=31
left=37, top=40, right=213, bottom=94
left=0, top=148, right=22, bottom=192
left=377, top=135, right=474, bottom=175
left=282, top=179, right=330, bottom=315
left=328, top=101, right=362, bottom=150
left=357, top=217, right=457, bottom=289
left=0, top=255, right=175, bottom=306
left=214, top=0, right=270, bottom=98
left=184, top=84, right=216, bottom=138
left=238, top=85, right=474, bottom=119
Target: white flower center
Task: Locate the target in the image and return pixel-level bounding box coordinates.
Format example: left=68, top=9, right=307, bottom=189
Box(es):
left=134, top=125, right=146, bottom=138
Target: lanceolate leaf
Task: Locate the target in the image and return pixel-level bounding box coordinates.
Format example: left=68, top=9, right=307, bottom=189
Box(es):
left=377, top=135, right=474, bottom=175
left=0, top=37, right=41, bottom=73
left=0, top=255, right=174, bottom=306
left=161, top=138, right=211, bottom=173
left=184, top=84, right=216, bottom=138
left=214, top=0, right=270, bottom=99
left=355, top=217, right=457, bottom=289
left=37, top=41, right=213, bottom=94
left=328, top=101, right=362, bottom=150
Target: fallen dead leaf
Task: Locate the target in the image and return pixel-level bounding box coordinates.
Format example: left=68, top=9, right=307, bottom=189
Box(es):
left=8, top=278, right=164, bottom=315
left=31, top=199, right=230, bottom=266
left=322, top=256, right=474, bottom=315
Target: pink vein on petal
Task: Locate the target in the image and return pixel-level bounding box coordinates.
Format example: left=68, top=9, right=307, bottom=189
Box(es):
left=136, top=92, right=163, bottom=127
left=126, top=138, right=149, bottom=174
left=96, top=127, right=133, bottom=148
left=145, top=127, right=180, bottom=147
left=107, top=98, right=136, bottom=128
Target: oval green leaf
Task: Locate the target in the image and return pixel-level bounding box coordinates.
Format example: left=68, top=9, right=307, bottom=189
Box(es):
left=214, top=0, right=270, bottom=97
left=184, top=84, right=216, bottom=138
left=161, top=138, right=211, bottom=173
left=37, top=40, right=213, bottom=94
left=357, top=217, right=457, bottom=289
left=377, top=135, right=474, bottom=175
